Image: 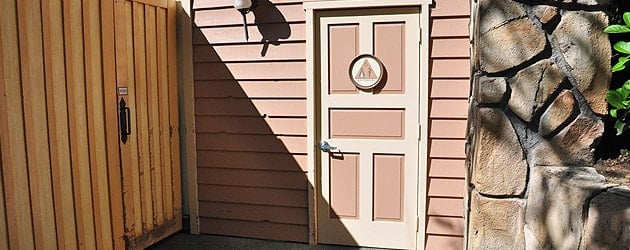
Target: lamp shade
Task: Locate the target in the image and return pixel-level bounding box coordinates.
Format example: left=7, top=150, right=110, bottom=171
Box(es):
left=233, top=0, right=252, bottom=10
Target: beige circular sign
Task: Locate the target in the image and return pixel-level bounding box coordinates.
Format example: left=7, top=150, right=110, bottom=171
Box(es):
left=349, top=54, right=384, bottom=90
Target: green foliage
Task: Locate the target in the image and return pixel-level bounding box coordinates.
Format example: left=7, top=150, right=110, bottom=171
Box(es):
left=607, top=80, right=630, bottom=135
left=604, top=12, right=630, bottom=135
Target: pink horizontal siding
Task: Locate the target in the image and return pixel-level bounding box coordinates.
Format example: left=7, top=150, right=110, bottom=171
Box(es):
left=427, top=0, right=470, bottom=249
left=192, top=0, right=471, bottom=246
left=193, top=0, right=309, bottom=242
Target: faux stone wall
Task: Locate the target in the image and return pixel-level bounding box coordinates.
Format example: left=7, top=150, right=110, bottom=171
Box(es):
left=468, top=0, right=630, bottom=249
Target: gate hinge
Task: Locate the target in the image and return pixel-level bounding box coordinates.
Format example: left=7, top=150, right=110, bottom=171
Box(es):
left=416, top=216, right=420, bottom=232
left=418, top=124, right=422, bottom=141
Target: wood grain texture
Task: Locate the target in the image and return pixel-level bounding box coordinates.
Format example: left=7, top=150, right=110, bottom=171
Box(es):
left=100, top=0, right=126, bottom=247
left=64, top=0, right=98, bottom=247
left=17, top=0, right=57, bottom=248
left=0, top=1, right=35, bottom=246
left=42, top=0, right=78, bottom=248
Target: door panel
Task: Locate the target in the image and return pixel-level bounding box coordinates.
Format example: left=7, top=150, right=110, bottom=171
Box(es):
left=317, top=9, right=420, bottom=249
left=114, top=0, right=181, bottom=248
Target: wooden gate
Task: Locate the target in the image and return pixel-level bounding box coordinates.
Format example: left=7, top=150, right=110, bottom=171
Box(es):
left=0, top=0, right=180, bottom=249
left=114, top=0, right=181, bottom=248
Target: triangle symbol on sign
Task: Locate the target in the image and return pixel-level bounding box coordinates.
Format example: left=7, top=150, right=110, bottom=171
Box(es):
left=355, top=59, right=377, bottom=79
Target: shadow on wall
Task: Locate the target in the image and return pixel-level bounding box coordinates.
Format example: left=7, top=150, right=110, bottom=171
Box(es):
left=190, top=0, right=356, bottom=245
left=253, top=0, right=291, bottom=56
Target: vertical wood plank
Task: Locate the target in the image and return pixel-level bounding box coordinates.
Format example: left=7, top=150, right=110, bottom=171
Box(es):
left=157, top=7, right=174, bottom=221
left=116, top=0, right=144, bottom=238
left=101, top=0, right=126, bottom=248
left=16, top=0, right=58, bottom=248
left=133, top=2, right=155, bottom=232
left=41, top=0, right=79, bottom=248
left=126, top=1, right=144, bottom=237
left=0, top=0, right=35, bottom=248
left=63, top=0, right=97, bottom=248
left=0, top=145, right=8, bottom=250
left=83, top=0, right=114, bottom=248
left=145, top=5, right=165, bottom=226
left=168, top=0, right=182, bottom=219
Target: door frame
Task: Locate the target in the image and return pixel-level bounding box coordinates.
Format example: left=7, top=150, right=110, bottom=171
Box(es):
left=304, top=1, right=431, bottom=248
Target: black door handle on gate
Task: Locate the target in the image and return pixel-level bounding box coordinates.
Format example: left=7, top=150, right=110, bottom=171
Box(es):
left=119, top=98, right=131, bottom=144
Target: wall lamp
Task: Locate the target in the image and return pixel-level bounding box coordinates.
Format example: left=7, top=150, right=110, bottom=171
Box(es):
left=234, top=0, right=257, bottom=41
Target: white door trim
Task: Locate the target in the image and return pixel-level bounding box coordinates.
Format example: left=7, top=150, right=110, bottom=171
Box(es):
left=305, top=2, right=431, bottom=249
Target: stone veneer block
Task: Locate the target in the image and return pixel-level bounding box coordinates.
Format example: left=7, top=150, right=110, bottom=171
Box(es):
left=532, top=5, right=558, bottom=25
left=525, top=166, right=608, bottom=250
left=508, top=60, right=566, bottom=122
left=539, top=90, right=577, bottom=137
left=581, top=187, right=630, bottom=249
left=473, top=108, right=527, bottom=196
left=476, top=76, right=507, bottom=104
left=532, top=115, right=604, bottom=166
left=478, top=0, right=527, bottom=34
left=469, top=191, right=525, bottom=250
left=479, top=18, right=547, bottom=74
left=552, top=11, right=611, bottom=115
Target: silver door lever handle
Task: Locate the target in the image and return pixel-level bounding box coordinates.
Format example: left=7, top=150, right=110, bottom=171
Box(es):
left=320, top=141, right=337, bottom=152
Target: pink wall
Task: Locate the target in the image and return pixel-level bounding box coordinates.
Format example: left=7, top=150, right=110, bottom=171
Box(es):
left=191, top=0, right=470, bottom=247
left=426, top=0, right=470, bottom=249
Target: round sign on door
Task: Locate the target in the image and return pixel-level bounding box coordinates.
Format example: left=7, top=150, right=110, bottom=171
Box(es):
left=349, top=54, right=384, bottom=90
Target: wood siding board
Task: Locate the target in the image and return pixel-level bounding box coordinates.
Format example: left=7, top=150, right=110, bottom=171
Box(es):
left=425, top=235, right=465, bottom=250
left=429, top=99, right=469, bottom=119
left=157, top=7, right=174, bottom=222
left=426, top=216, right=465, bottom=236
left=427, top=197, right=464, bottom=217
left=430, top=79, right=470, bottom=98
left=429, top=139, right=466, bottom=158
left=83, top=0, right=115, bottom=247
left=193, top=23, right=306, bottom=45
left=430, top=18, right=469, bottom=38
left=195, top=99, right=306, bottom=117
left=193, top=44, right=306, bottom=62
left=198, top=201, right=309, bottom=225
left=193, top=0, right=303, bottom=9
left=431, top=59, right=470, bottom=78
left=194, top=62, right=306, bottom=80
left=428, top=178, right=466, bottom=198
left=430, top=0, right=470, bottom=17
left=199, top=217, right=309, bottom=243
left=0, top=0, right=35, bottom=246
left=101, top=0, right=125, bottom=247
left=429, top=119, right=467, bottom=139
left=197, top=184, right=308, bottom=208
left=132, top=2, right=155, bottom=232
left=429, top=159, right=466, bottom=179
left=145, top=4, right=165, bottom=226
left=63, top=0, right=98, bottom=247
left=42, top=0, right=79, bottom=248
left=197, top=167, right=308, bottom=190
left=195, top=116, right=306, bottom=135
left=196, top=134, right=306, bottom=154
left=17, top=0, right=58, bottom=248
left=430, top=38, right=470, bottom=58
left=194, top=80, right=306, bottom=98
left=196, top=151, right=308, bottom=172
left=194, top=4, right=305, bottom=27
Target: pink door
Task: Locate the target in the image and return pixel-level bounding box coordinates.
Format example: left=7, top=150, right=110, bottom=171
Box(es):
left=317, top=8, right=422, bottom=249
